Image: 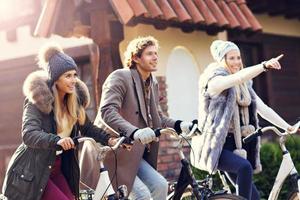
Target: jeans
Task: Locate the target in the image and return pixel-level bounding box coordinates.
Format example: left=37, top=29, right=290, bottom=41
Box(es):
left=218, top=149, right=260, bottom=200
left=129, top=159, right=168, bottom=200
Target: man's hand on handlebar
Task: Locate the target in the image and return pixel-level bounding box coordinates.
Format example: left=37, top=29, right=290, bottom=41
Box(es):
left=133, top=127, right=157, bottom=144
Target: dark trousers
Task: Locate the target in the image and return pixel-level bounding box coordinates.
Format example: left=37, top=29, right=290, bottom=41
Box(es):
left=41, top=156, right=74, bottom=200
left=217, top=135, right=260, bottom=200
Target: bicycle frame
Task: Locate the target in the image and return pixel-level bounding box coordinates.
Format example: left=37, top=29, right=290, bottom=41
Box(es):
left=78, top=137, right=128, bottom=200
left=168, top=151, right=206, bottom=200
left=244, top=123, right=300, bottom=200
left=164, top=126, right=226, bottom=200
left=265, top=128, right=300, bottom=200
left=268, top=149, right=299, bottom=200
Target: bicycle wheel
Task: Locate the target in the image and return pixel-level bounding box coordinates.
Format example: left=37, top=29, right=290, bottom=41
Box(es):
left=168, top=189, right=245, bottom=200
left=288, top=191, right=299, bottom=200
left=208, top=194, right=246, bottom=200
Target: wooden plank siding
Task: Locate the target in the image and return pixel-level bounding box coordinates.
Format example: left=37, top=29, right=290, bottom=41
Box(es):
left=229, top=32, right=300, bottom=124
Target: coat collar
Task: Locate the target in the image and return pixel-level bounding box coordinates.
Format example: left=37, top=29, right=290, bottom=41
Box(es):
left=23, top=70, right=90, bottom=114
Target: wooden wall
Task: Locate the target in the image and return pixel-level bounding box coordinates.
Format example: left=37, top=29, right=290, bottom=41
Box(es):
left=229, top=32, right=300, bottom=124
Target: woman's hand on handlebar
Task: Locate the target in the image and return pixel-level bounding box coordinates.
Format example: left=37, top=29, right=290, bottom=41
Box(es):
left=57, top=137, right=75, bottom=151
left=287, top=124, right=300, bottom=134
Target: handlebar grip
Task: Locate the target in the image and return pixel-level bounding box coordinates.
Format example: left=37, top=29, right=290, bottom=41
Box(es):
left=243, top=129, right=263, bottom=144
left=154, top=129, right=161, bottom=137
left=122, top=137, right=134, bottom=145
left=72, top=136, right=81, bottom=147
left=55, top=144, right=63, bottom=151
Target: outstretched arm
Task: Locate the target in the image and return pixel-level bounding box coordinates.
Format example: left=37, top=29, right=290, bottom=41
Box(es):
left=208, top=55, right=283, bottom=96
left=256, top=94, right=292, bottom=131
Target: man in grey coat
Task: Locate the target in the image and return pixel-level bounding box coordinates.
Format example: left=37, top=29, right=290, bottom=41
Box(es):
left=93, top=36, right=195, bottom=200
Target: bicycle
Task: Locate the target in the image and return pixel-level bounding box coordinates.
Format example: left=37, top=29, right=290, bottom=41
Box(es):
left=243, top=121, right=300, bottom=200
left=158, top=125, right=246, bottom=200
left=62, top=136, right=131, bottom=200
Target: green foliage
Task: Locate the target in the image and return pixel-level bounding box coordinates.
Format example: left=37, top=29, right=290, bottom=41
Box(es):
left=191, top=166, right=233, bottom=192
left=192, top=135, right=300, bottom=200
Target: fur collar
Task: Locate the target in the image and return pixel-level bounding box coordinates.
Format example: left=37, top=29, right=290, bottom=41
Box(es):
left=23, top=70, right=90, bottom=114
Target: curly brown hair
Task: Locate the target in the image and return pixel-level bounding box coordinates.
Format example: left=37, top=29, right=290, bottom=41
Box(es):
left=123, top=36, right=159, bottom=68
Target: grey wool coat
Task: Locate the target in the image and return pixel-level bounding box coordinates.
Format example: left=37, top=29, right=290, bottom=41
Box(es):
left=2, top=70, right=110, bottom=200
left=82, top=67, right=176, bottom=194
left=191, top=65, right=261, bottom=174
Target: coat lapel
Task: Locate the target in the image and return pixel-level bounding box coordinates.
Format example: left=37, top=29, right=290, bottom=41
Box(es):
left=149, top=77, right=160, bottom=127
left=131, top=68, right=148, bottom=125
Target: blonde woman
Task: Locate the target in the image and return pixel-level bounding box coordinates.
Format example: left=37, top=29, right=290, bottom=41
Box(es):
left=2, top=43, right=117, bottom=200
left=191, top=40, right=295, bottom=200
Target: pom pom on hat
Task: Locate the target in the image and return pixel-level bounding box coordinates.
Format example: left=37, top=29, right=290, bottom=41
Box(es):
left=210, top=40, right=240, bottom=62
left=37, top=43, right=78, bottom=86
left=38, top=43, right=63, bottom=66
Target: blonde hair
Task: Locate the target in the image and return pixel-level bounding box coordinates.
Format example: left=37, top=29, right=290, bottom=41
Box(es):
left=52, top=85, right=86, bottom=134
left=123, top=36, right=159, bottom=68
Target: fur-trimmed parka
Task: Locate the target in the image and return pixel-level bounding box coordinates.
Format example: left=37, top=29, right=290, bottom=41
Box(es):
left=2, top=70, right=110, bottom=200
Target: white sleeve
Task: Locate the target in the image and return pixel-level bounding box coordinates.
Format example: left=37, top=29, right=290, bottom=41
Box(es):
left=256, top=94, right=290, bottom=130
left=207, top=64, right=265, bottom=96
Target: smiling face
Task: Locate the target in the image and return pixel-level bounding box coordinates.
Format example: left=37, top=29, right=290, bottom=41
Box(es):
left=55, top=70, right=77, bottom=95
left=224, top=49, right=243, bottom=74
left=133, top=45, right=158, bottom=80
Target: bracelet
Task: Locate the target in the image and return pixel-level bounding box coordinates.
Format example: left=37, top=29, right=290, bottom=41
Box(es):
left=262, top=61, right=268, bottom=72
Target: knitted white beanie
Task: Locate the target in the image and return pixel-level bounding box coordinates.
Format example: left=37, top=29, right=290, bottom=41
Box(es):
left=210, top=40, right=240, bottom=62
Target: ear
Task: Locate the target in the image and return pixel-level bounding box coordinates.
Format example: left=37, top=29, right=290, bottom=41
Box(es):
left=132, top=55, right=140, bottom=64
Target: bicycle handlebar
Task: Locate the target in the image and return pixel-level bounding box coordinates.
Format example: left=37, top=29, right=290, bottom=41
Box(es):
left=243, top=121, right=300, bottom=144
left=56, top=124, right=199, bottom=151
left=55, top=136, right=129, bottom=152
left=157, top=124, right=200, bottom=140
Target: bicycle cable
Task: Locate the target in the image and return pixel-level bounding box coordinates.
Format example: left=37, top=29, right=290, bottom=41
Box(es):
left=286, top=125, right=299, bottom=170
left=100, top=145, right=118, bottom=200
left=180, top=133, right=196, bottom=173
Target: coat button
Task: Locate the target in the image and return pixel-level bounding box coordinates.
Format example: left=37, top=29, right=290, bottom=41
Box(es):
left=48, top=165, right=52, bottom=169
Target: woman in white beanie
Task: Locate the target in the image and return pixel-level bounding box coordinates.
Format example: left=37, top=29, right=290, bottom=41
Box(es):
left=191, top=40, right=295, bottom=200
left=2, top=43, right=118, bottom=200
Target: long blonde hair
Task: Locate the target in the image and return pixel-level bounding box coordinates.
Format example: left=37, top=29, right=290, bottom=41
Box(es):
left=52, top=85, right=86, bottom=134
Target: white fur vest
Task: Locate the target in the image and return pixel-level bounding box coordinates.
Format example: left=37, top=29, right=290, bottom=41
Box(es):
left=191, top=65, right=262, bottom=174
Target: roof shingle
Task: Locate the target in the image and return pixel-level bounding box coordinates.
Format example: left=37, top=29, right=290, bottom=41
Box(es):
left=110, top=0, right=262, bottom=32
